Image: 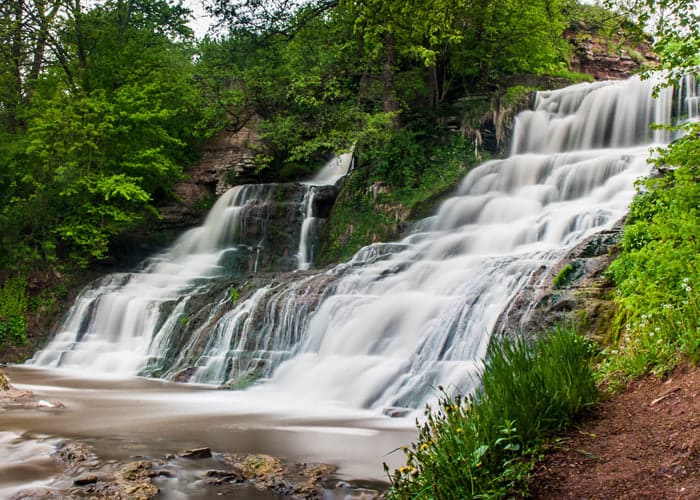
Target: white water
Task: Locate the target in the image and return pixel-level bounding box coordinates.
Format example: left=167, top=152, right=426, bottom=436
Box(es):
left=305, top=153, right=353, bottom=187
left=30, top=76, right=698, bottom=411
left=30, top=184, right=285, bottom=373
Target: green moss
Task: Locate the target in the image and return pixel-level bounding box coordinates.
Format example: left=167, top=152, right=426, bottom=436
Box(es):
left=553, top=263, right=576, bottom=288
left=224, top=372, right=263, bottom=390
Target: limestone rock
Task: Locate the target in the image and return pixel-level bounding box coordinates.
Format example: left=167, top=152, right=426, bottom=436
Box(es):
left=565, top=30, right=656, bottom=81
left=219, top=452, right=337, bottom=498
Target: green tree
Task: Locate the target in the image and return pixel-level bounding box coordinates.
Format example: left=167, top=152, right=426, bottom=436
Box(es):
left=607, top=0, right=699, bottom=83
left=0, top=0, right=208, bottom=269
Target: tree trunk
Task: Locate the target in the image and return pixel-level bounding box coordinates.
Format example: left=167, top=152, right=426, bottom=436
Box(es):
left=381, top=32, right=399, bottom=126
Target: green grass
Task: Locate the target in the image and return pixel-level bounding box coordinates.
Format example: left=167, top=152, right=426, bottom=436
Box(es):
left=599, top=291, right=700, bottom=389
left=387, top=325, right=597, bottom=499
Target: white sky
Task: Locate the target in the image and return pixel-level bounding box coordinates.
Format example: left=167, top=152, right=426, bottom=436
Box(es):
left=184, top=0, right=214, bottom=38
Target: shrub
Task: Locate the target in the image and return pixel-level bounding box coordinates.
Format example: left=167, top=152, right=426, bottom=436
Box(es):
left=0, top=276, right=29, bottom=346
left=604, top=122, right=700, bottom=384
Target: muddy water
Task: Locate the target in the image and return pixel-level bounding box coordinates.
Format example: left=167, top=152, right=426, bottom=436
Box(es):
left=0, top=366, right=415, bottom=498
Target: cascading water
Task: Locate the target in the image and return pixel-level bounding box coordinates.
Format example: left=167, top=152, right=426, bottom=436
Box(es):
left=30, top=75, right=698, bottom=411
left=28, top=176, right=344, bottom=374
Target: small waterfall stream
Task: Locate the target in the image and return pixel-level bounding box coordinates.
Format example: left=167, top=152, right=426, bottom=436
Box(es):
left=30, top=75, right=698, bottom=411
left=297, top=153, right=353, bottom=270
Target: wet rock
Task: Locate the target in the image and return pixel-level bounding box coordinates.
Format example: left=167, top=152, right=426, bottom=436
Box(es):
left=495, top=223, right=622, bottom=340
left=149, top=469, right=175, bottom=479
left=114, top=460, right=160, bottom=499
left=204, top=469, right=246, bottom=484
left=0, top=370, right=65, bottom=410
left=73, top=474, right=98, bottom=486
left=53, top=441, right=95, bottom=465
left=219, top=453, right=337, bottom=498
left=178, top=447, right=212, bottom=459
left=117, top=460, right=155, bottom=481
left=9, top=488, right=63, bottom=499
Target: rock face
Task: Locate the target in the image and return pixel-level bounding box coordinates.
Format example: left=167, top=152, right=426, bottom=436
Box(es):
left=158, top=125, right=261, bottom=232
left=494, top=223, right=623, bottom=341
left=566, top=30, right=657, bottom=80
left=144, top=268, right=341, bottom=385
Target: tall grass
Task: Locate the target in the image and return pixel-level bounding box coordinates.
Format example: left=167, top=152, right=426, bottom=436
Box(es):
left=387, top=325, right=597, bottom=499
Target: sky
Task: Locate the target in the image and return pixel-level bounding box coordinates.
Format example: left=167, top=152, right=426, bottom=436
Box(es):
left=184, top=0, right=214, bottom=38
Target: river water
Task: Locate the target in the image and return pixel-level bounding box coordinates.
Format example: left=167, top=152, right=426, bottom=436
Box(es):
left=0, top=365, right=413, bottom=498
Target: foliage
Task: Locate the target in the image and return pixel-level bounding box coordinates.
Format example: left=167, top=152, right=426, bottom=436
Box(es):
left=201, top=0, right=576, bottom=180
left=387, top=325, right=597, bottom=499
left=0, top=0, right=212, bottom=271
left=0, top=277, right=29, bottom=346
left=564, top=0, right=639, bottom=38
left=603, top=122, right=700, bottom=383
left=319, top=131, right=477, bottom=264
left=606, top=0, right=700, bottom=84
left=230, top=287, right=241, bottom=304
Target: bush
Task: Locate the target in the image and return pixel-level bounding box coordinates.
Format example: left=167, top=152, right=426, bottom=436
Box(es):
left=604, top=122, right=700, bottom=384
left=387, top=325, right=597, bottom=499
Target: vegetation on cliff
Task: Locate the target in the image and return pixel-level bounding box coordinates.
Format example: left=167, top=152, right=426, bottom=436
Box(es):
left=596, top=0, right=699, bottom=384
left=603, top=121, right=700, bottom=383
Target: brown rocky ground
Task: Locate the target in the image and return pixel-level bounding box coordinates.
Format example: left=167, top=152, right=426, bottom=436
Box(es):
left=531, top=363, right=700, bottom=499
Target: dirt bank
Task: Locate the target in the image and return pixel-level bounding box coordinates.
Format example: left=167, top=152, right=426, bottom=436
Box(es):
left=531, top=363, right=700, bottom=499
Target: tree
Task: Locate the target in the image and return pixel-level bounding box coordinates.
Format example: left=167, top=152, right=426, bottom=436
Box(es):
left=340, top=0, right=466, bottom=115
left=0, top=0, right=208, bottom=269
left=607, top=0, right=699, bottom=83
left=0, top=0, right=64, bottom=131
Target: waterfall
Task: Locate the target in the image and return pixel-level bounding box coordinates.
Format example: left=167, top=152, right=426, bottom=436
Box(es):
left=296, top=153, right=353, bottom=270
left=29, top=181, right=335, bottom=374
left=30, top=76, right=698, bottom=411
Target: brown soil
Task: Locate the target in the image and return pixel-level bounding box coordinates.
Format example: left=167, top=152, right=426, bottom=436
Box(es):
left=530, top=364, right=700, bottom=499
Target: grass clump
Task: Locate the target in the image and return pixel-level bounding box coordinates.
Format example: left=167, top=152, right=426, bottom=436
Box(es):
left=386, top=325, right=597, bottom=499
